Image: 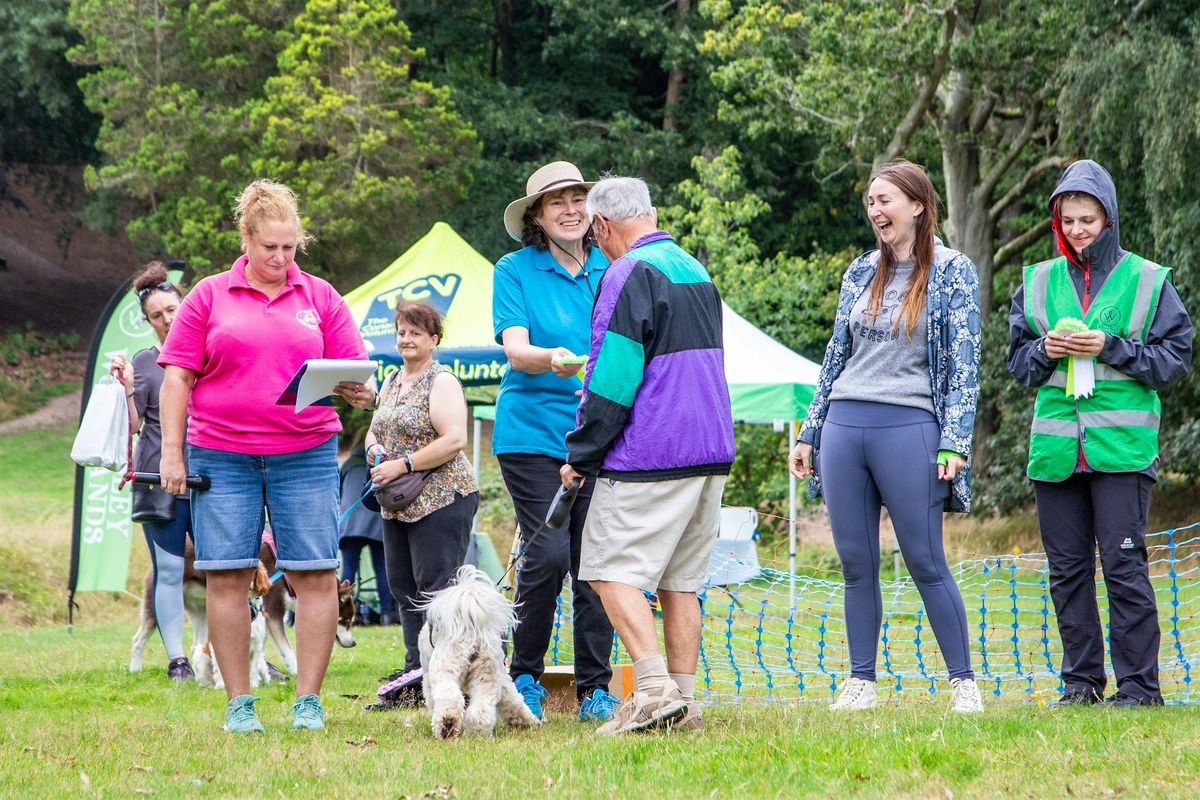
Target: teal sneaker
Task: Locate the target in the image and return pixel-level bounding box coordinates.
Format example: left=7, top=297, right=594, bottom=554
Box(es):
left=223, top=694, right=264, bottom=734
left=514, top=674, right=548, bottom=720
left=291, top=693, right=326, bottom=731
left=579, top=688, right=621, bottom=722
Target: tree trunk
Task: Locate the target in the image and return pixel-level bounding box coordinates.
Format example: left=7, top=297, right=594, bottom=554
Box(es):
left=495, top=0, right=516, bottom=85
left=940, top=70, right=1000, bottom=481
left=663, top=0, right=691, bottom=132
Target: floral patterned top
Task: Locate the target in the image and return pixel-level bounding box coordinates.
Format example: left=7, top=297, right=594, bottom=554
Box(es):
left=369, top=362, right=478, bottom=522
left=799, top=240, right=982, bottom=512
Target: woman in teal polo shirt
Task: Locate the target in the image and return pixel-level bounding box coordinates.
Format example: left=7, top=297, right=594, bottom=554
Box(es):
left=492, top=161, right=619, bottom=722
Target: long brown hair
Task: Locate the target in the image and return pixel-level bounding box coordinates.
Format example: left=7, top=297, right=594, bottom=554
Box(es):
left=866, top=160, right=940, bottom=337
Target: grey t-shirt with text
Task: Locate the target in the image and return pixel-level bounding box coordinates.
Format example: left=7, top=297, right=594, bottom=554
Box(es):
left=828, top=259, right=934, bottom=413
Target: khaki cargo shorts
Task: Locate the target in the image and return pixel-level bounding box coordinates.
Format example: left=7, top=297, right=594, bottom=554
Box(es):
left=579, top=474, right=726, bottom=593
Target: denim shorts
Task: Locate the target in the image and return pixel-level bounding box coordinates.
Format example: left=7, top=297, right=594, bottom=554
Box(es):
left=188, top=435, right=340, bottom=571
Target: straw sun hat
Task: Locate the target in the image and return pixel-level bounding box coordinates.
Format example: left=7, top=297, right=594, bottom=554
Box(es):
left=503, top=161, right=595, bottom=241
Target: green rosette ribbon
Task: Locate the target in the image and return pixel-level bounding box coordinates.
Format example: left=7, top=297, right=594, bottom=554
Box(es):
left=1053, top=317, right=1094, bottom=399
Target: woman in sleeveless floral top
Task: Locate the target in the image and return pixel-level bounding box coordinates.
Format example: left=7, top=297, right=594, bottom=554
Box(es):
left=364, top=301, right=478, bottom=704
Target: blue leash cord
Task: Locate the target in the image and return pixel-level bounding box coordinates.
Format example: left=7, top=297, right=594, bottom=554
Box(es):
left=337, top=449, right=383, bottom=525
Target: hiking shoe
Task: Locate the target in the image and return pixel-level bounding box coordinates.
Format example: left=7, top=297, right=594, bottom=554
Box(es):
left=223, top=694, right=264, bottom=734
left=950, top=677, right=984, bottom=713
left=514, top=674, right=548, bottom=721
left=291, top=693, right=326, bottom=730
left=829, top=677, right=877, bottom=711
left=596, top=686, right=687, bottom=735
left=578, top=688, right=621, bottom=722
left=167, top=657, right=194, bottom=682
left=378, top=667, right=423, bottom=705
left=671, top=701, right=704, bottom=732
left=1050, top=686, right=1102, bottom=708
left=1104, top=691, right=1164, bottom=708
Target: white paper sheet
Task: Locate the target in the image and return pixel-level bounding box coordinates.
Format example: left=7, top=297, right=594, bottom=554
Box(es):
left=276, top=359, right=377, bottom=412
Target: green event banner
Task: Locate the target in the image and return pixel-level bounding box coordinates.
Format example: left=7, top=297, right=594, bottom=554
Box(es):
left=70, top=270, right=182, bottom=597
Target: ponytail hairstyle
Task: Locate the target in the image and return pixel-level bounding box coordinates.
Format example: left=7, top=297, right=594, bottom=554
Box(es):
left=131, top=260, right=184, bottom=315
left=866, top=160, right=940, bottom=338
left=233, top=179, right=315, bottom=252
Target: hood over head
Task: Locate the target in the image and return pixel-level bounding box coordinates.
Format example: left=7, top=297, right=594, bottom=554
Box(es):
left=1048, top=159, right=1125, bottom=272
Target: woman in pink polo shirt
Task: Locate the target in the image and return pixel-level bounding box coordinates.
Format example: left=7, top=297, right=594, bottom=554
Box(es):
left=158, top=179, right=376, bottom=734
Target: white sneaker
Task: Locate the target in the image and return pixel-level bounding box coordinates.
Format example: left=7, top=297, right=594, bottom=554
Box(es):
left=950, top=677, right=984, bottom=713
left=829, top=677, right=877, bottom=711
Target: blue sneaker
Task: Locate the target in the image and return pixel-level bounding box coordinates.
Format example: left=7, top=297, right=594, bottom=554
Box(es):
left=514, top=674, right=548, bottom=720
left=291, top=693, right=326, bottom=731
left=579, top=688, right=620, bottom=722
left=223, top=694, right=264, bottom=734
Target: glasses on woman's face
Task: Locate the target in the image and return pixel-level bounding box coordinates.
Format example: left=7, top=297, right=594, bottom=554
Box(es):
left=137, top=281, right=174, bottom=300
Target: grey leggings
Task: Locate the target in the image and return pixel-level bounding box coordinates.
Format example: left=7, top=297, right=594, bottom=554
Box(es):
left=819, top=400, right=973, bottom=681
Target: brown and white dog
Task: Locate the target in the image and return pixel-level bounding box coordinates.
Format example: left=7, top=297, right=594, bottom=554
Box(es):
left=129, top=539, right=357, bottom=686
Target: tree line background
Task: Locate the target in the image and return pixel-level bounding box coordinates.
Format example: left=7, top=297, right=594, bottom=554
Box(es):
left=3, top=0, right=1198, bottom=518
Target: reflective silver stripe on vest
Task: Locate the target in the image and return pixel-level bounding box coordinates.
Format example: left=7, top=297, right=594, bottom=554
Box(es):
left=1027, top=261, right=1054, bottom=335
left=1031, top=418, right=1078, bottom=437
left=1128, top=258, right=1162, bottom=340
left=1077, top=409, right=1160, bottom=429
left=1045, top=364, right=1134, bottom=388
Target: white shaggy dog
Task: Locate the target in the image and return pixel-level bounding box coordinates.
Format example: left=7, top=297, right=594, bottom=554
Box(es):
left=418, top=565, right=541, bottom=739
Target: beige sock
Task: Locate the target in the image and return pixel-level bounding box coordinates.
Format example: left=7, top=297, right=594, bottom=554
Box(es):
left=670, top=672, right=695, bottom=702
left=633, top=655, right=670, bottom=696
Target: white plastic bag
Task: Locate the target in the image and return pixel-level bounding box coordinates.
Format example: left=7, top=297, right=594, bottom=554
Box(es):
left=70, top=375, right=130, bottom=472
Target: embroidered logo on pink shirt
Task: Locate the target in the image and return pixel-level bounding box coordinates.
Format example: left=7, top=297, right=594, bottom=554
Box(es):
left=296, top=309, right=321, bottom=329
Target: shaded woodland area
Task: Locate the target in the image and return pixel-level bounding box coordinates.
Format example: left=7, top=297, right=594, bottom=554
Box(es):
left=2, top=0, right=1198, bottom=514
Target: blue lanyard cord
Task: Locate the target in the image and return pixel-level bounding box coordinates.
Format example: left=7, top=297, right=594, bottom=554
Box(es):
left=338, top=450, right=384, bottom=526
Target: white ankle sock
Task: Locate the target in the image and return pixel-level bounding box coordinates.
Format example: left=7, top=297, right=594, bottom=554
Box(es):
left=669, top=672, right=695, bottom=701
left=633, top=656, right=670, bottom=696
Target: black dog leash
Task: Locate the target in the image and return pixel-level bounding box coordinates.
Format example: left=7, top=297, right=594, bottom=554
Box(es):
left=497, top=478, right=581, bottom=588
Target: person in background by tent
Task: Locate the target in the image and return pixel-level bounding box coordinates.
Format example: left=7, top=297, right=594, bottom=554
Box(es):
left=337, top=434, right=394, bottom=626
left=1007, top=160, right=1192, bottom=707
left=363, top=301, right=479, bottom=710
left=789, top=160, right=984, bottom=714
left=110, top=262, right=193, bottom=682
left=157, top=179, right=376, bottom=734
left=491, top=161, right=619, bottom=723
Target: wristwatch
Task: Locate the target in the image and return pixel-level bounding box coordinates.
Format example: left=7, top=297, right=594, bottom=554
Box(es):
left=401, top=453, right=414, bottom=474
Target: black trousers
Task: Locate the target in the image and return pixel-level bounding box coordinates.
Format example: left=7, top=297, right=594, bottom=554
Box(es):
left=382, top=492, right=478, bottom=671
left=1034, top=472, right=1161, bottom=701
left=498, top=453, right=614, bottom=701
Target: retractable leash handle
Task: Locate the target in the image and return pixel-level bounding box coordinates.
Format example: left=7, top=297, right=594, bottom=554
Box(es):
left=131, top=472, right=211, bottom=491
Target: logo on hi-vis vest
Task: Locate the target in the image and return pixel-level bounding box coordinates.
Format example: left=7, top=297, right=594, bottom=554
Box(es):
left=1098, top=306, right=1121, bottom=331
left=1120, top=537, right=1135, bottom=550
left=358, top=273, right=462, bottom=353
left=296, top=309, right=321, bottom=330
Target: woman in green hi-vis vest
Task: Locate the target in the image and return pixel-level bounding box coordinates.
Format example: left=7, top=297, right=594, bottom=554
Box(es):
left=1007, top=160, right=1192, bottom=708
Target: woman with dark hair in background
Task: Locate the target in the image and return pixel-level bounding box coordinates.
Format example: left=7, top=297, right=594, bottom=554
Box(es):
left=790, top=160, right=984, bottom=713
left=365, top=301, right=479, bottom=709
left=111, top=262, right=193, bottom=681
left=491, top=161, right=619, bottom=722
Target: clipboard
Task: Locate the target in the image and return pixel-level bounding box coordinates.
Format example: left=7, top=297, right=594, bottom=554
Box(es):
left=275, top=359, right=377, bottom=412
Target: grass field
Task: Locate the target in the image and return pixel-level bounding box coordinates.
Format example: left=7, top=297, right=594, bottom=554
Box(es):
left=4, top=421, right=1200, bottom=797
left=3, top=622, right=1200, bottom=799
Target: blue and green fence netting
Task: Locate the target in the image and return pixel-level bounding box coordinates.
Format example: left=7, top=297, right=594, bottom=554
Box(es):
left=529, top=521, right=1200, bottom=705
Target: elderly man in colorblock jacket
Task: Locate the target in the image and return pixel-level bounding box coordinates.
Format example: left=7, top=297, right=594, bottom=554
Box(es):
left=561, top=175, right=735, bottom=735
